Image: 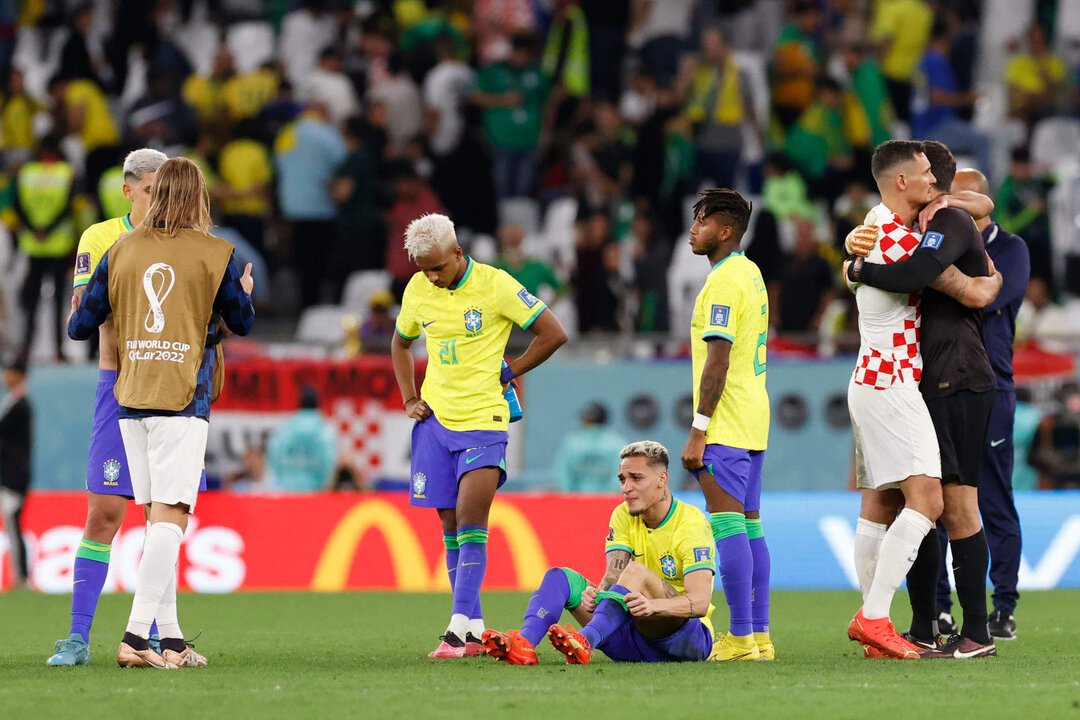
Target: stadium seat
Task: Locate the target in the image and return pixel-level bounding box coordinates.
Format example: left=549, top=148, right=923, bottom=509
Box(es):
left=175, top=20, right=222, bottom=76
left=498, top=197, right=542, bottom=237
left=541, top=197, right=578, bottom=267
left=341, top=270, right=392, bottom=313
left=1031, top=117, right=1080, bottom=172
left=468, top=234, right=498, bottom=264
left=226, top=21, right=277, bottom=74
left=296, top=305, right=351, bottom=346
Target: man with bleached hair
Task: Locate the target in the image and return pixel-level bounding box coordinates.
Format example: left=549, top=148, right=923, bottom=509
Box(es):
left=390, top=213, right=568, bottom=658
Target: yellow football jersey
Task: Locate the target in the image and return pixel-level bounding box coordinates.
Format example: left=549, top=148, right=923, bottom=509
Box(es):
left=605, top=498, right=716, bottom=635
left=395, top=257, right=547, bottom=431
left=64, top=79, right=120, bottom=153
left=691, top=251, right=770, bottom=450
left=73, top=214, right=132, bottom=288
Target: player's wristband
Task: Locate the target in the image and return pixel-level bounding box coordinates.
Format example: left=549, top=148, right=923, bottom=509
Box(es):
left=500, top=364, right=516, bottom=385
left=847, top=257, right=864, bottom=283
left=692, top=413, right=711, bottom=432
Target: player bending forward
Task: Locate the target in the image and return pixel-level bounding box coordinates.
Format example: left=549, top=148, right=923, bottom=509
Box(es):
left=483, top=441, right=715, bottom=665
left=391, top=213, right=567, bottom=658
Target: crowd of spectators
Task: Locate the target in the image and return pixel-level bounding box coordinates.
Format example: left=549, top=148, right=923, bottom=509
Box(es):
left=2, top=0, right=1080, bottom=364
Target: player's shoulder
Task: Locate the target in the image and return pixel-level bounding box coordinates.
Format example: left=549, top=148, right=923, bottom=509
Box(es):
left=402, top=271, right=430, bottom=298
left=79, top=217, right=127, bottom=253
left=672, top=499, right=709, bottom=529
left=608, top=501, right=631, bottom=525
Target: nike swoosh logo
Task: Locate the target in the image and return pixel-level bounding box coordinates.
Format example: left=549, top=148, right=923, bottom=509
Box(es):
left=631, top=552, right=643, bottom=558
left=72, top=579, right=86, bottom=584
left=462, top=562, right=481, bottom=567
left=422, top=321, right=435, bottom=328
left=465, top=455, right=485, bottom=464
left=954, top=647, right=991, bottom=659
left=990, top=438, right=1006, bottom=447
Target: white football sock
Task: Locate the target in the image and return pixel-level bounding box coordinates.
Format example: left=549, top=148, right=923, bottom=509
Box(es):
left=446, top=613, right=469, bottom=640
left=854, top=518, right=888, bottom=602
left=155, top=562, right=182, bottom=640
left=126, top=523, right=184, bottom=638
left=863, top=509, right=932, bottom=620
left=468, top=617, right=485, bottom=639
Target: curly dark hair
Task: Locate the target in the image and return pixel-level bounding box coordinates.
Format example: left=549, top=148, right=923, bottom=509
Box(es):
left=692, top=188, right=753, bottom=243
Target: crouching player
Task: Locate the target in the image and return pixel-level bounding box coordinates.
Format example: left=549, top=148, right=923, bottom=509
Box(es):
left=483, top=441, right=716, bottom=664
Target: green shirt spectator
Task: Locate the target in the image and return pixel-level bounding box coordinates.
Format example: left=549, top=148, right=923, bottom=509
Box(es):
left=474, top=57, right=551, bottom=151
left=494, top=223, right=562, bottom=298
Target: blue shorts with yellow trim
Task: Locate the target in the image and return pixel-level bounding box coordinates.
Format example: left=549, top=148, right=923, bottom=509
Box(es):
left=409, top=415, right=508, bottom=509
left=699, top=444, right=765, bottom=513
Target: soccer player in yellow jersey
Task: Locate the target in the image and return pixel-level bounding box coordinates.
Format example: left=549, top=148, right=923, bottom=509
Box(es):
left=483, top=441, right=715, bottom=665
left=391, top=213, right=567, bottom=658
left=680, top=188, right=774, bottom=662
left=47, top=149, right=205, bottom=667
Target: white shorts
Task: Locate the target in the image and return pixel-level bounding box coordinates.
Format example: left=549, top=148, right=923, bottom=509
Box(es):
left=119, top=416, right=209, bottom=512
left=848, top=380, right=941, bottom=490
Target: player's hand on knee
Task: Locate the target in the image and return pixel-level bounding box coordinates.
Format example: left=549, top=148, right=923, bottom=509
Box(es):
left=580, top=585, right=598, bottom=613
left=844, top=225, right=877, bottom=256
left=625, top=592, right=655, bottom=617
left=405, top=397, right=432, bottom=421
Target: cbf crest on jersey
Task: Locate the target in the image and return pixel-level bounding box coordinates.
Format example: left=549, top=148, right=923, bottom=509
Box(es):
left=710, top=304, right=730, bottom=327
left=464, top=307, right=483, bottom=337
left=660, top=554, right=677, bottom=578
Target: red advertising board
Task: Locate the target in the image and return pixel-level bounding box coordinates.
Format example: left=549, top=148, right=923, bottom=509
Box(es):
left=1, top=492, right=616, bottom=593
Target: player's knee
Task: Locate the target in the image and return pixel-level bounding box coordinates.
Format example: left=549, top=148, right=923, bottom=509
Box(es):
left=84, top=506, right=124, bottom=542
left=617, top=560, right=647, bottom=584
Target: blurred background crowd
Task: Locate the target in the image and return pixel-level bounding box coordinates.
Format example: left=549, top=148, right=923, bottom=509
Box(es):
left=3, top=0, right=1080, bottom=492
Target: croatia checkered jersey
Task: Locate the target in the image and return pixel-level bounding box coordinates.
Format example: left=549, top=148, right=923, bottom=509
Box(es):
left=606, top=498, right=715, bottom=635
left=690, top=251, right=769, bottom=451
left=73, top=214, right=133, bottom=289
left=852, top=203, right=923, bottom=389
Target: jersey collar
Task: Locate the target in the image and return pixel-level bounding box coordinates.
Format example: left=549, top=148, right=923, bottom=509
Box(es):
left=451, top=255, right=474, bottom=290
left=711, top=250, right=744, bottom=272
left=121, top=213, right=134, bottom=232
left=654, top=497, right=678, bottom=529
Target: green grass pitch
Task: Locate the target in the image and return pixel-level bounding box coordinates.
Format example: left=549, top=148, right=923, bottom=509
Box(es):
left=2, top=590, right=1079, bottom=719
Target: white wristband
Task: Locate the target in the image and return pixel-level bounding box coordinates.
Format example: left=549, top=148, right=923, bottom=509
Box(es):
left=692, top=413, right=711, bottom=431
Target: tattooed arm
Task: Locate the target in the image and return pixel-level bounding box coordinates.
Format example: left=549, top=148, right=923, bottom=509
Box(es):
left=929, top=262, right=1003, bottom=309
left=598, top=549, right=632, bottom=592
left=681, top=338, right=731, bottom=471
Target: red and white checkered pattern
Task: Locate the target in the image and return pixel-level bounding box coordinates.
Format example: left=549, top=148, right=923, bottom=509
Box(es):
left=853, top=205, right=924, bottom=389
left=877, top=214, right=922, bottom=265
left=330, top=398, right=385, bottom=470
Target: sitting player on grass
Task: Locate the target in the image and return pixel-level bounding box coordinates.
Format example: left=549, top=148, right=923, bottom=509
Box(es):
left=482, top=441, right=717, bottom=664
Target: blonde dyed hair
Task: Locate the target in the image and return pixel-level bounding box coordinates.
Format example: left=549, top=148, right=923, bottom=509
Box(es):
left=138, top=157, right=212, bottom=237
left=404, top=213, right=457, bottom=260
left=619, top=440, right=669, bottom=469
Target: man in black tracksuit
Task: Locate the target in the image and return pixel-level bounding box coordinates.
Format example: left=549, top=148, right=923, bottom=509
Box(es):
left=932, top=168, right=1031, bottom=640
